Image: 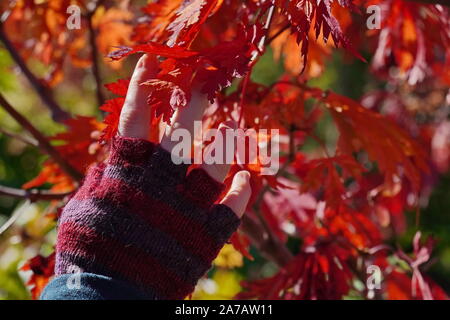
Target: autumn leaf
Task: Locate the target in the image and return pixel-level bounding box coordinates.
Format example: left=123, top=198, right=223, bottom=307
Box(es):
left=230, top=231, right=253, bottom=261
left=101, top=78, right=130, bottom=139
left=367, top=0, right=450, bottom=85
left=313, top=89, right=429, bottom=191
left=275, top=0, right=365, bottom=72
left=2, top=0, right=449, bottom=302
left=386, top=270, right=449, bottom=300
left=271, top=28, right=333, bottom=78
left=301, top=155, right=366, bottom=207
left=104, top=78, right=130, bottom=97
left=21, top=252, right=55, bottom=300
left=238, top=243, right=353, bottom=300
left=108, top=43, right=199, bottom=60
left=24, top=117, right=105, bottom=192
left=143, top=77, right=189, bottom=122
left=93, top=6, right=133, bottom=69
left=166, top=0, right=223, bottom=47
left=195, top=26, right=257, bottom=101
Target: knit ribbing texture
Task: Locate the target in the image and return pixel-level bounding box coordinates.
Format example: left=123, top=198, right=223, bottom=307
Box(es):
left=55, top=136, right=241, bottom=299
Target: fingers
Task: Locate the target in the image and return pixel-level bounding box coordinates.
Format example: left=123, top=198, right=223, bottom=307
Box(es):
left=201, top=120, right=237, bottom=183
left=160, top=89, right=208, bottom=153
left=220, top=171, right=251, bottom=218
left=118, top=54, right=159, bottom=139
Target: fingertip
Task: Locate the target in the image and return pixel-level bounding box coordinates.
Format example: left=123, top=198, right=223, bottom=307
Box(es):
left=233, top=170, right=252, bottom=202
left=220, top=170, right=252, bottom=218
left=236, top=170, right=251, bottom=182
left=139, top=53, right=157, bottom=66
left=218, top=120, right=238, bottom=131
left=199, top=120, right=238, bottom=183
left=134, top=54, right=159, bottom=81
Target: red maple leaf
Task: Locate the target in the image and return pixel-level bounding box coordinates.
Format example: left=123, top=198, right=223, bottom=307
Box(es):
left=166, top=0, right=223, bottom=47
left=21, top=252, right=55, bottom=299
left=100, top=79, right=130, bottom=140
left=395, top=232, right=445, bottom=300
left=108, top=43, right=199, bottom=61
left=276, top=0, right=365, bottom=71
left=367, top=0, right=450, bottom=85
left=238, top=243, right=353, bottom=300
left=23, top=117, right=105, bottom=192
left=301, top=155, right=366, bottom=208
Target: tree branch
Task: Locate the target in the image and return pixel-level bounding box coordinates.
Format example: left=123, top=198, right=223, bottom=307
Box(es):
left=267, top=24, right=290, bottom=45
left=0, top=26, right=70, bottom=122
left=241, top=126, right=297, bottom=268
left=241, top=215, right=293, bottom=267
left=238, top=5, right=276, bottom=126
left=86, top=2, right=106, bottom=106
left=0, top=127, right=38, bottom=147
left=0, top=93, right=83, bottom=182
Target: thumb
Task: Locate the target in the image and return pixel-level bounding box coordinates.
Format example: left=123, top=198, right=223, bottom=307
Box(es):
left=220, top=171, right=251, bottom=218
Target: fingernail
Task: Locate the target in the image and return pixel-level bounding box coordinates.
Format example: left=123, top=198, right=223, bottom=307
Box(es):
left=236, top=170, right=251, bottom=184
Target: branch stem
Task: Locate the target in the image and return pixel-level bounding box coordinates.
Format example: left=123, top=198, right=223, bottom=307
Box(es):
left=87, top=3, right=106, bottom=106
left=266, top=24, right=290, bottom=45
left=0, top=93, right=83, bottom=182
left=0, top=26, right=70, bottom=122
left=0, top=127, right=38, bottom=147
left=243, top=126, right=297, bottom=268
left=241, top=215, right=293, bottom=267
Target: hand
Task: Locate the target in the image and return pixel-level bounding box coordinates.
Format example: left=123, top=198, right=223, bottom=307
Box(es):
left=119, top=54, right=251, bottom=217
left=52, top=54, right=251, bottom=300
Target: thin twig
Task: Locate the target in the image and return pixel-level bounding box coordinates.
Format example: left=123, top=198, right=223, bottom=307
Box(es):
left=0, top=127, right=38, bottom=147
left=0, top=186, right=71, bottom=235
left=0, top=93, right=83, bottom=182
left=309, top=132, right=332, bottom=158
left=0, top=200, right=30, bottom=235
left=238, top=73, right=250, bottom=127
left=0, top=26, right=70, bottom=122
left=0, top=185, right=72, bottom=202
left=266, top=24, right=290, bottom=45
left=258, top=5, right=275, bottom=51
left=0, top=191, right=70, bottom=235
left=239, top=5, right=276, bottom=126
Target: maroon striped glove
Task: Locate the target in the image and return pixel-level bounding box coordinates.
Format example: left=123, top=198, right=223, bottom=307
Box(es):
left=55, top=136, right=241, bottom=299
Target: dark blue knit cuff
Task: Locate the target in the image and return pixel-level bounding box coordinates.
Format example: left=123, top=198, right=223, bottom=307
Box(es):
left=40, top=273, right=154, bottom=300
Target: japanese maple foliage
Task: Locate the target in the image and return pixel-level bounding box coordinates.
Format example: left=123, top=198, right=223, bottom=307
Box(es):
left=1, top=0, right=449, bottom=300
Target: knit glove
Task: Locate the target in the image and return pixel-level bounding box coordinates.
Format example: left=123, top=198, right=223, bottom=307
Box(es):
left=55, top=135, right=241, bottom=299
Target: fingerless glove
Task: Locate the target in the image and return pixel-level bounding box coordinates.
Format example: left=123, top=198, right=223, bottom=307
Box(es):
left=53, top=136, right=241, bottom=299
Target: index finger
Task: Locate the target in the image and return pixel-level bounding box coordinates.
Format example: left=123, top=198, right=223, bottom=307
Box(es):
left=160, top=89, right=208, bottom=153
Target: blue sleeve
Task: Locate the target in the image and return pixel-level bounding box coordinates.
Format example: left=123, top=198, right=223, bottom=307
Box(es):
left=40, top=273, right=151, bottom=300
